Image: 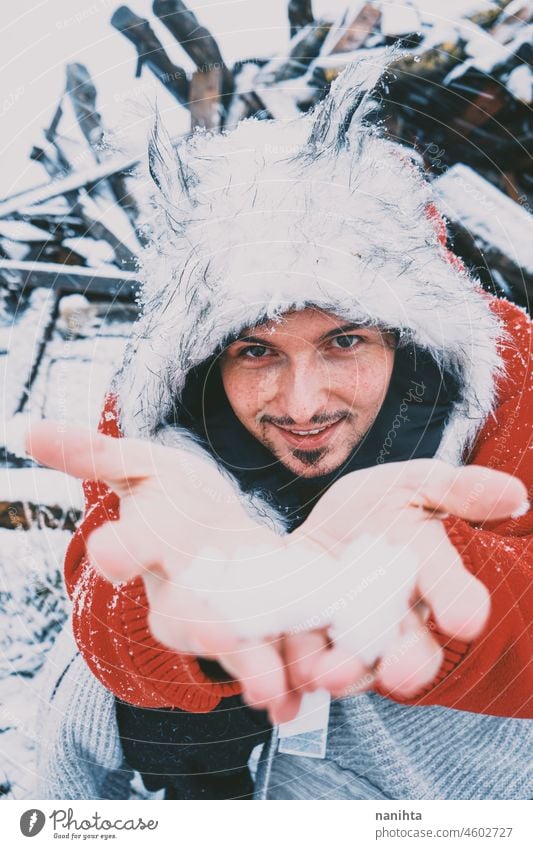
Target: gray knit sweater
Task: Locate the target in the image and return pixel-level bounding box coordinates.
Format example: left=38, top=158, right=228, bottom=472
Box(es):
left=36, top=622, right=532, bottom=800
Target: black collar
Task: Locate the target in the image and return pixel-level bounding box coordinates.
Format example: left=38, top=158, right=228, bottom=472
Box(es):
left=174, top=344, right=460, bottom=532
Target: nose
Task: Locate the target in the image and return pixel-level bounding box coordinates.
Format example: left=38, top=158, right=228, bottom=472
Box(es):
left=281, top=356, right=330, bottom=424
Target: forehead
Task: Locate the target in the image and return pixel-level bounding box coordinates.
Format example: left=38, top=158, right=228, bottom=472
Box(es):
left=237, top=308, right=358, bottom=339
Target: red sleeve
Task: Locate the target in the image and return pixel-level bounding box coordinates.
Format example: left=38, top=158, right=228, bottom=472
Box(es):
left=64, top=394, right=241, bottom=712
left=68, top=300, right=531, bottom=716
left=388, top=298, right=532, bottom=718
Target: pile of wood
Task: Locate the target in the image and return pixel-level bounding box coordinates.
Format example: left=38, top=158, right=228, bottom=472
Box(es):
left=1, top=0, right=531, bottom=308
left=0, top=0, right=531, bottom=522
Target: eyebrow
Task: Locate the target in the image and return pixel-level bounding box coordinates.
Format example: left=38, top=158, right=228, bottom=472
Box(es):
left=232, top=323, right=364, bottom=347
left=234, top=334, right=272, bottom=345
left=319, top=323, right=364, bottom=341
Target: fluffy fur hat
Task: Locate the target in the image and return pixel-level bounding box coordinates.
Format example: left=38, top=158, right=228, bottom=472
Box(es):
left=116, top=56, right=502, bottom=466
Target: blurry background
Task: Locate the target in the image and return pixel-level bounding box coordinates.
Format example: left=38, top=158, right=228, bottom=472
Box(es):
left=0, top=0, right=531, bottom=799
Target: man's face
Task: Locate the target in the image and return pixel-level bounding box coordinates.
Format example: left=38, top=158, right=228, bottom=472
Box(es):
left=219, top=308, right=395, bottom=478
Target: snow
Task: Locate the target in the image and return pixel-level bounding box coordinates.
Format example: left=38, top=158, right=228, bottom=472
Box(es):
left=381, top=5, right=421, bottom=36
left=1, top=0, right=530, bottom=801
left=434, top=164, right=533, bottom=275
left=0, top=0, right=351, bottom=201
left=62, top=237, right=116, bottom=265
left=0, top=468, right=83, bottom=510
left=182, top=535, right=419, bottom=667
left=9, top=294, right=134, bottom=432
left=444, top=20, right=533, bottom=81
left=506, top=63, right=533, bottom=103
left=0, top=288, right=56, bottom=420
left=0, top=527, right=71, bottom=799
left=0, top=220, right=51, bottom=243
left=410, top=0, right=498, bottom=24
left=0, top=286, right=139, bottom=796
left=57, top=294, right=97, bottom=337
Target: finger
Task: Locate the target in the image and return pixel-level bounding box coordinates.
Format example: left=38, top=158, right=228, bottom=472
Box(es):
left=146, top=575, right=240, bottom=655
left=309, top=645, right=369, bottom=695
left=86, top=519, right=166, bottom=584
left=270, top=692, right=304, bottom=725
left=25, top=421, right=163, bottom=490
left=219, top=640, right=297, bottom=720
left=283, top=630, right=329, bottom=690
left=402, top=459, right=528, bottom=523
left=377, top=620, right=443, bottom=698
left=418, top=552, right=491, bottom=642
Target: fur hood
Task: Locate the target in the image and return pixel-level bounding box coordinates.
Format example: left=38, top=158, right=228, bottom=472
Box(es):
left=116, top=57, right=502, bottom=470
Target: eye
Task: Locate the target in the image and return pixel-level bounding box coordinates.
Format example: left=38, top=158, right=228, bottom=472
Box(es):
left=240, top=344, right=271, bottom=359
left=330, top=334, right=361, bottom=350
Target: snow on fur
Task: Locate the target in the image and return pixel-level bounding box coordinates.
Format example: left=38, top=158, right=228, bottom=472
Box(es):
left=182, top=534, right=419, bottom=665
left=117, top=58, right=503, bottom=478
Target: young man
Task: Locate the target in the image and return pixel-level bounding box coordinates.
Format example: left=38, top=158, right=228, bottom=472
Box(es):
left=29, top=62, right=532, bottom=800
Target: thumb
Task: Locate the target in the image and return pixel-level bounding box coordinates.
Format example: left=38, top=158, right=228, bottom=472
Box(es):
left=25, top=420, right=162, bottom=492
left=406, top=460, right=528, bottom=523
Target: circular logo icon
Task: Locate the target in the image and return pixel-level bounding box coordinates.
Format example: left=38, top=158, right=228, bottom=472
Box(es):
left=20, top=810, right=46, bottom=837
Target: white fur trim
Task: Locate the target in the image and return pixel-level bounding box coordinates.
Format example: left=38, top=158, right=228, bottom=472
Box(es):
left=116, top=61, right=503, bottom=516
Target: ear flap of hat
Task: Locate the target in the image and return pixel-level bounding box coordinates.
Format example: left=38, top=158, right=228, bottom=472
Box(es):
left=148, top=109, right=199, bottom=212
left=306, top=47, right=402, bottom=154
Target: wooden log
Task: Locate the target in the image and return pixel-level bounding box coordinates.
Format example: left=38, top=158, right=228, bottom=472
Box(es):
left=434, top=164, right=533, bottom=305
left=71, top=190, right=136, bottom=270
left=30, top=128, right=139, bottom=270
left=153, top=0, right=224, bottom=69
left=45, top=102, right=64, bottom=143
left=0, top=288, right=58, bottom=417
left=29, top=145, right=72, bottom=191
left=65, top=63, right=142, bottom=234
left=288, top=0, right=314, bottom=38
left=255, top=19, right=331, bottom=86
left=238, top=90, right=273, bottom=120
left=0, top=470, right=83, bottom=531
left=450, top=79, right=509, bottom=136
left=152, top=0, right=233, bottom=102
left=27, top=147, right=138, bottom=269
left=223, top=63, right=262, bottom=129
left=0, top=500, right=80, bottom=531
left=0, top=220, right=57, bottom=244
left=329, top=3, right=381, bottom=54
left=111, top=5, right=190, bottom=106
left=17, top=210, right=86, bottom=239
left=0, top=259, right=140, bottom=300
left=44, top=101, right=72, bottom=177
left=490, top=0, right=533, bottom=43
left=65, top=63, right=103, bottom=148
left=189, top=67, right=223, bottom=130
left=467, top=0, right=513, bottom=29
left=0, top=154, right=140, bottom=219
left=390, top=38, right=465, bottom=81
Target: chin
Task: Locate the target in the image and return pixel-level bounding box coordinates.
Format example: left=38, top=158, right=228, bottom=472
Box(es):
left=292, top=464, right=337, bottom=479
left=280, top=449, right=347, bottom=479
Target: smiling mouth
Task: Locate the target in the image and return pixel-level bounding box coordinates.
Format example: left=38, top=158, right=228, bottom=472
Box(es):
left=271, top=416, right=346, bottom=447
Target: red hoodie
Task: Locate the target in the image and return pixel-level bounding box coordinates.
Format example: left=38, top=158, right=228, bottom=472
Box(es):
left=64, top=295, right=532, bottom=719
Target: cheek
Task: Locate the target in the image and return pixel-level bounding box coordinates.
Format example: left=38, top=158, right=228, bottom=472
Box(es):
left=333, top=350, right=394, bottom=408
left=221, top=366, right=279, bottom=424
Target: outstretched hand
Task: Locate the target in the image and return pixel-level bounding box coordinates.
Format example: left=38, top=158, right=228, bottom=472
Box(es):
left=286, top=458, right=527, bottom=700
left=25, top=420, right=303, bottom=721
left=26, top=421, right=527, bottom=722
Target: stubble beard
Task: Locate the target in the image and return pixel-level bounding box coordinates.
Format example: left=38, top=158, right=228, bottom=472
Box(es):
left=292, top=446, right=328, bottom=468
left=259, top=418, right=369, bottom=478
